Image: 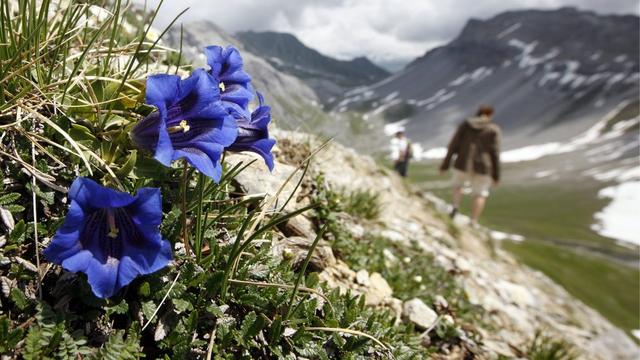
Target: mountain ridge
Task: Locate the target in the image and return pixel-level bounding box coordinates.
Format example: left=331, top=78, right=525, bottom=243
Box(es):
left=337, top=7, right=639, bottom=149
left=237, top=30, right=390, bottom=103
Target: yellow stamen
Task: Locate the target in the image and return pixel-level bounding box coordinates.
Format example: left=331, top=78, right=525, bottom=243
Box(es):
left=107, top=211, right=119, bottom=239
left=219, top=82, right=226, bottom=92
left=167, top=120, right=190, bottom=133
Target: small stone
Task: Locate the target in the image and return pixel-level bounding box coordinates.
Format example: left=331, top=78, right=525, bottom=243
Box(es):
left=403, top=298, right=438, bottom=330
left=383, top=248, right=398, bottom=267
left=455, top=257, right=473, bottom=274
left=442, top=314, right=455, bottom=325
left=421, top=334, right=432, bottom=347
left=364, top=272, right=393, bottom=306
left=281, top=215, right=316, bottom=239
left=355, top=269, right=370, bottom=286
left=434, top=295, right=449, bottom=309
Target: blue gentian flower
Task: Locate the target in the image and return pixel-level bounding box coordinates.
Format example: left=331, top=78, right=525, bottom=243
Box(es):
left=131, top=68, right=237, bottom=182
left=204, top=45, right=253, bottom=118
left=228, top=92, right=276, bottom=171
left=43, top=177, right=172, bottom=299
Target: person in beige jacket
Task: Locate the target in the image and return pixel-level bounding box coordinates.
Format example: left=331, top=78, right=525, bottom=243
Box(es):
left=439, top=105, right=501, bottom=226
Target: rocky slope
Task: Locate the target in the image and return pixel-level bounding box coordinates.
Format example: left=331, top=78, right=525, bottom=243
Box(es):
left=236, top=31, right=389, bottom=104
left=228, top=129, right=639, bottom=359
left=336, top=7, right=639, bottom=149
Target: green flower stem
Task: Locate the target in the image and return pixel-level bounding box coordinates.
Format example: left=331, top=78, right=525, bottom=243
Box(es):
left=180, top=160, right=192, bottom=257
left=194, top=172, right=206, bottom=261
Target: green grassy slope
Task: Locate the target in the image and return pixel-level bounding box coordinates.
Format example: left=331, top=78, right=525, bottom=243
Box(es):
left=504, top=240, right=639, bottom=334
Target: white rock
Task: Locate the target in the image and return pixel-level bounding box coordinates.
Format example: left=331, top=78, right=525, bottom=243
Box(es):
left=496, top=280, right=537, bottom=308
left=455, top=257, right=473, bottom=274
left=403, top=298, right=438, bottom=330
left=434, top=295, right=449, bottom=309
left=355, top=269, right=370, bottom=286
left=364, top=272, right=393, bottom=306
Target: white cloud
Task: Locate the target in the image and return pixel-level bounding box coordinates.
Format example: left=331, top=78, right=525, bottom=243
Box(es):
left=139, top=0, right=639, bottom=70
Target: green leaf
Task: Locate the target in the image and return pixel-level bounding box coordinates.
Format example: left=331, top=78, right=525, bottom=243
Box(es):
left=9, top=220, right=27, bottom=244
left=138, top=281, right=151, bottom=297
left=106, top=300, right=129, bottom=316
left=69, top=123, right=97, bottom=142
left=115, top=150, right=137, bottom=177
left=103, top=114, right=131, bottom=130
left=10, top=288, right=29, bottom=310
left=0, top=192, right=20, bottom=205
left=141, top=301, right=156, bottom=322
left=171, top=298, right=192, bottom=314
left=4, top=204, right=25, bottom=213
left=240, top=311, right=264, bottom=341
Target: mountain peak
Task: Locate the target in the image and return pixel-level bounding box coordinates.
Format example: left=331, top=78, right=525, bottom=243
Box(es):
left=236, top=30, right=389, bottom=102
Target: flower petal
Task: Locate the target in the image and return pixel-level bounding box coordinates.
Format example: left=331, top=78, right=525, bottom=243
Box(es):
left=128, top=188, right=163, bottom=227
left=203, top=45, right=225, bottom=77
left=118, top=237, right=172, bottom=288
left=174, top=144, right=224, bottom=182
left=69, top=177, right=134, bottom=211
left=230, top=138, right=276, bottom=171
left=176, top=69, right=221, bottom=120
left=85, top=257, right=119, bottom=298
left=60, top=250, right=93, bottom=273
left=145, top=74, right=181, bottom=110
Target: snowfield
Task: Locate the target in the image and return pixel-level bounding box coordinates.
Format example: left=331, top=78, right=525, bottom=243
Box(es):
left=592, top=181, right=640, bottom=246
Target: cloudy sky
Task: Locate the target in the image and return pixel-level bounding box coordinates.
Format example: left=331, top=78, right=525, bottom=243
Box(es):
left=139, top=0, right=638, bottom=70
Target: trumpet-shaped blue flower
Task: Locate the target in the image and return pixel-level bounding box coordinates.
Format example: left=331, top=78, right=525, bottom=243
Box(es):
left=204, top=45, right=253, bottom=118
left=43, top=177, right=172, bottom=299
left=131, top=68, right=237, bottom=182
left=228, top=92, right=276, bottom=171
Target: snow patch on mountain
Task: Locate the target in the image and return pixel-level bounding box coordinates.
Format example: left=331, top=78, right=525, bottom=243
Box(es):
left=592, top=181, right=640, bottom=245
left=496, top=23, right=522, bottom=39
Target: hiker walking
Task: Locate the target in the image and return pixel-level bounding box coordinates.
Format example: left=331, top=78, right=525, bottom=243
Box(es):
left=390, top=130, right=412, bottom=177
left=439, top=105, right=501, bottom=226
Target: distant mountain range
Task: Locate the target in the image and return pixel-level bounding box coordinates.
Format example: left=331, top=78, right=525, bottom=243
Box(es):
left=165, top=7, right=638, bottom=156
left=335, top=7, right=639, bottom=149
left=236, top=31, right=390, bottom=103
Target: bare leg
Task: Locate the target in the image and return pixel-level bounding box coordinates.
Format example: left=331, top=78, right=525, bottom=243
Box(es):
left=471, top=196, right=487, bottom=223
left=452, top=186, right=463, bottom=209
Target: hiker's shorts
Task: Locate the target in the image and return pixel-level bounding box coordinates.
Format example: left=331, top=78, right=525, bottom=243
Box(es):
left=452, top=170, right=492, bottom=197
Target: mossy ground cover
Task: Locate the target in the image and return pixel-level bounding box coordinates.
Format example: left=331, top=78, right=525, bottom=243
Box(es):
left=405, top=161, right=640, bottom=337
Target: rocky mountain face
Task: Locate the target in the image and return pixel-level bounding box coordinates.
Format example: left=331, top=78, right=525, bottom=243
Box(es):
left=336, top=7, right=640, bottom=149
left=229, top=129, right=639, bottom=359
left=236, top=31, right=390, bottom=104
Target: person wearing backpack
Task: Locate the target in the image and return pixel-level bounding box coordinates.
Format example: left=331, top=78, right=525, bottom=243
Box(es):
left=439, top=105, right=501, bottom=226
left=390, top=130, right=412, bottom=177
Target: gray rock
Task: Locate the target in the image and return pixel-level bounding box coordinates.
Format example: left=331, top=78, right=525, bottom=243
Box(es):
left=403, top=298, right=438, bottom=330
left=280, top=215, right=316, bottom=239
left=272, top=236, right=336, bottom=271
left=226, top=153, right=303, bottom=213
